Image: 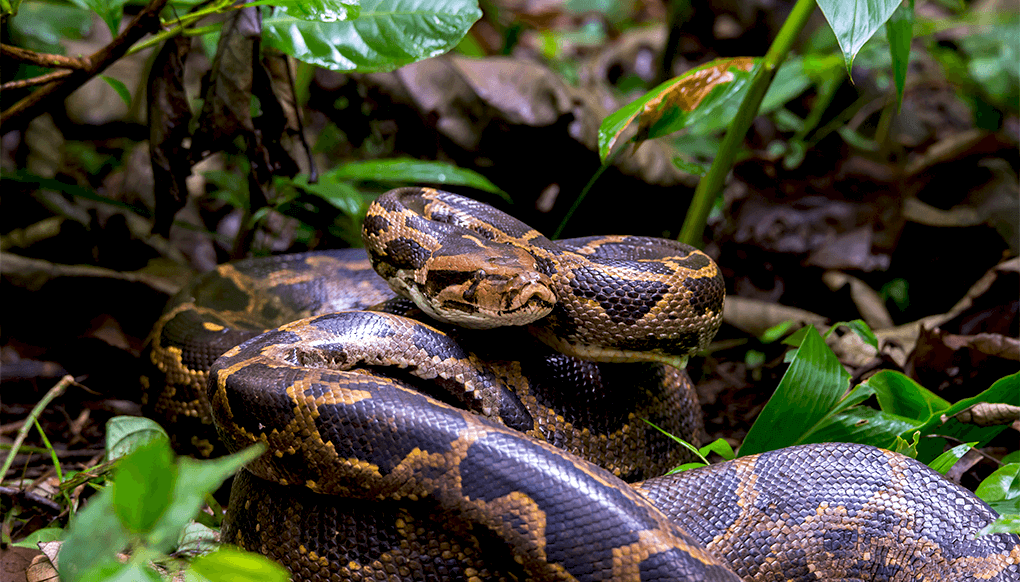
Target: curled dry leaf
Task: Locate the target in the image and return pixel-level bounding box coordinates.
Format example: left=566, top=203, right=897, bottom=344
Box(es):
left=953, top=403, right=1020, bottom=428
left=598, top=56, right=755, bottom=160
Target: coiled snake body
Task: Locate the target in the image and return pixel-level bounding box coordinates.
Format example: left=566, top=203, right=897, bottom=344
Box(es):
left=146, top=188, right=1020, bottom=581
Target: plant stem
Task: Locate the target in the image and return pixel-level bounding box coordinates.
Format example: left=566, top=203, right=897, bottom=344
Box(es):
left=0, top=375, right=75, bottom=481
left=677, top=0, right=817, bottom=246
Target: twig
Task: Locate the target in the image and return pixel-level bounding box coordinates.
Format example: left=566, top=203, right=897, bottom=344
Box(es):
left=0, top=375, right=77, bottom=482
left=0, top=44, right=91, bottom=69
left=0, top=70, right=74, bottom=92
left=0, top=0, right=171, bottom=133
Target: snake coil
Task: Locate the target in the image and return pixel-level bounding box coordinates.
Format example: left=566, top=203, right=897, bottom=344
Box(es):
left=144, top=188, right=1020, bottom=581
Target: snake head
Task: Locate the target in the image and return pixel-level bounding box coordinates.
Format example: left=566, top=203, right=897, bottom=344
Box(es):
left=412, top=237, right=557, bottom=329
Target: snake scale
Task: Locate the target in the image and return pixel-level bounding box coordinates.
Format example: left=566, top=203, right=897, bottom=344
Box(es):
left=145, top=187, right=1020, bottom=581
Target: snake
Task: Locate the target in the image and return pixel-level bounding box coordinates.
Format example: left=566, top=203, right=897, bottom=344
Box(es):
left=145, top=187, right=1020, bottom=581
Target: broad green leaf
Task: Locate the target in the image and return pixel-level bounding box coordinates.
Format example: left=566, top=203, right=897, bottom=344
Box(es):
left=892, top=430, right=920, bottom=457
left=904, top=371, right=1020, bottom=440
left=740, top=326, right=852, bottom=456
left=57, top=488, right=129, bottom=582
left=262, top=0, right=481, bottom=73
left=804, top=406, right=921, bottom=449
left=886, top=2, right=913, bottom=110
left=975, top=463, right=1020, bottom=506
left=245, top=0, right=359, bottom=21
left=100, top=75, right=132, bottom=107
left=187, top=546, right=290, bottom=582
left=105, top=416, right=169, bottom=462
left=326, top=158, right=507, bottom=199
left=597, top=57, right=756, bottom=162
left=145, top=444, right=264, bottom=552
left=864, top=370, right=950, bottom=421
left=928, top=442, right=975, bottom=475
left=112, top=439, right=177, bottom=533
left=816, top=0, right=902, bottom=72
left=979, top=514, right=1020, bottom=536
left=286, top=173, right=364, bottom=215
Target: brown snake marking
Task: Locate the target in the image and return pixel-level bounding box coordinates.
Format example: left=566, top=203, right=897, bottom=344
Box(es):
left=146, top=187, right=1020, bottom=581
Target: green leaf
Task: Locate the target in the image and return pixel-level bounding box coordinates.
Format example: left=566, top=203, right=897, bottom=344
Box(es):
left=105, top=416, right=169, bottom=462
left=7, top=3, right=91, bottom=53
left=885, top=1, right=913, bottom=110
left=286, top=173, right=365, bottom=215
left=802, top=403, right=921, bottom=449
left=667, top=462, right=708, bottom=474
left=187, top=546, right=290, bottom=582
left=892, top=430, right=920, bottom=457
left=927, top=442, right=975, bottom=475
left=112, top=439, right=177, bottom=534
left=904, top=371, right=1020, bottom=441
left=66, top=0, right=128, bottom=38
left=262, top=0, right=481, bottom=73
left=739, top=326, right=851, bottom=457
left=975, top=463, right=1020, bottom=505
left=597, top=57, right=757, bottom=161
left=864, top=370, right=950, bottom=421
left=326, top=158, right=507, bottom=199
left=245, top=0, right=359, bottom=21
left=698, top=438, right=735, bottom=461
left=11, top=526, right=63, bottom=548
left=816, top=0, right=902, bottom=72
left=57, top=488, right=129, bottom=582
left=979, top=514, right=1020, bottom=536
left=145, top=445, right=264, bottom=553
left=100, top=75, right=131, bottom=107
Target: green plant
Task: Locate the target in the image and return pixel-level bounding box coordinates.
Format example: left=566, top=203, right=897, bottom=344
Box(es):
left=53, top=417, right=274, bottom=582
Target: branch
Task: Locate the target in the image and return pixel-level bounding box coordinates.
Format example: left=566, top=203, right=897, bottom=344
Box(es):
left=1, top=70, right=73, bottom=92
left=0, top=0, right=171, bottom=133
left=0, top=44, right=91, bottom=69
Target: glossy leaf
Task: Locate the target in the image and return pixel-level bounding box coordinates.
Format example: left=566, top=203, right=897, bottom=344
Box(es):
left=287, top=173, right=364, bottom=215
left=804, top=406, right=921, bottom=449
left=816, top=0, right=902, bottom=72
left=928, top=443, right=975, bottom=475
left=262, top=0, right=481, bottom=72
left=326, top=158, right=507, bottom=199
left=905, top=371, right=1020, bottom=440
left=598, top=57, right=756, bottom=161
left=975, top=463, right=1020, bottom=509
left=739, top=326, right=852, bottom=456
left=246, top=0, right=359, bottom=21
left=864, top=370, right=950, bottom=421
left=886, top=1, right=913, bottom=109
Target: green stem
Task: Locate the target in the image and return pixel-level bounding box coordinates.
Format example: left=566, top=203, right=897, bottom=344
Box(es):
left=126, top=0, right=235, bottom=56
left=677, top=0, right=817, bottom=246
left=0, top=375, right=74, bottom=482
